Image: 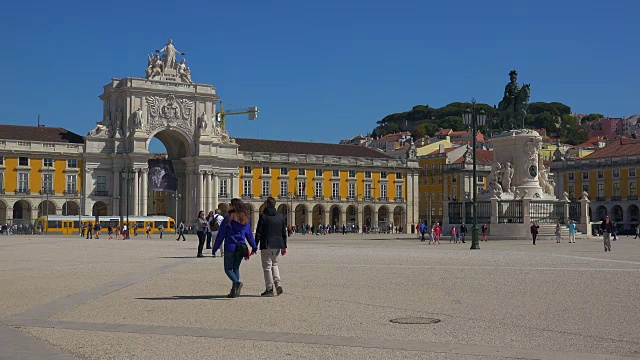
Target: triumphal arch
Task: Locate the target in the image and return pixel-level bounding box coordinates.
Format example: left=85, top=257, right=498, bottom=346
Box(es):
left=83, top=40, right=241, bottom=223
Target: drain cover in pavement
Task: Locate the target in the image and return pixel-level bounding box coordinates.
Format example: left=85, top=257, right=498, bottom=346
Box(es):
left=390, top=317, right=441, bottom=324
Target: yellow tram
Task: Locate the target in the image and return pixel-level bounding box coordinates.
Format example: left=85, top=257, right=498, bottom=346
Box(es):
left=34, top=216, right=176, bottom=235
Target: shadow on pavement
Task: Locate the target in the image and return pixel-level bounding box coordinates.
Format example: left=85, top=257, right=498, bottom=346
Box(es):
left=136, top=294, right=263, bottom=300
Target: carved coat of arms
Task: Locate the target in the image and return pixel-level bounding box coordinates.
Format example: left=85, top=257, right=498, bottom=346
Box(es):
left=145, top=95, right=194, bottom=133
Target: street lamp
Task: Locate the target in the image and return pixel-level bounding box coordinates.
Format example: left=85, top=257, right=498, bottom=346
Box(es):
left=463, top=98, right=487, bottom=250
left=41, top=185, right=50, bottom=235
left=120, top=169, right=135, bottom=239
left=172, top=193, right=181, bottom=233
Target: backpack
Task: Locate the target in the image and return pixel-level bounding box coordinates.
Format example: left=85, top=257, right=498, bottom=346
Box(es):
left=209, top=214, right=220, bottom=231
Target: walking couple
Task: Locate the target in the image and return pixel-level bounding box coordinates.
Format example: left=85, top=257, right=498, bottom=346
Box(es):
left=209, top=197, right=288, bottom=298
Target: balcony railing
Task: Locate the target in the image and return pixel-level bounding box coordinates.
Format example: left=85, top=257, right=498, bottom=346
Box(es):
left=64, top=189, right=78, bottom=195
left=241, top=194, right=253, bottom=199
left=39, top=189, right=55, bottom=195
left=278, top=195, right=290, bottom=200
left=394, top=197, right=404, bottom=202
left=297, top=195, right=307, bottom=200
left=218, top=193, right=229, bottom=198
left=611, top=196, right=622, bottom=201
left=314, top=196, right=324, bottom=200
left=378, top=196, right=389, bottom=202
left=259, top=194, right=272, bottom=199
left=16, top=189, right=30, bottom=195
left=596, top=196, right=606, bottom=201
left=347, top=196, right=356, bottom=201
left=628, top=195, right=638, bottom=201
left=330, top=196, right=341, bottom=201
left=95, top=190, right=109, bottom=197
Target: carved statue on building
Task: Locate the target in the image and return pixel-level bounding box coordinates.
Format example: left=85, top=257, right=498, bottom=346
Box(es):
left=177, top=58, right=193, bottom=84
left=146, top=53, right=163, bottom=80
left=88, top=123, right=108, bottom=137
left=405, top=140, right=417, bottom=159
left=155, top=39, right=185, bottom=71
left=489, top=163, right=504, bottom=193
left=582, top=191, right=589, bottom=200
left=500, top=162, right=514, bottom=192
left=497, top=70, right=531, bottom=130
left=133, top=108, right=144, bottom=130
left=197, top=112, right=208, bottom=134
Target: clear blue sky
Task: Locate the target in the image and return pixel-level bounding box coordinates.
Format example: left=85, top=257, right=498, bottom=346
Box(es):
left=1, top=0, right=638, bottom=148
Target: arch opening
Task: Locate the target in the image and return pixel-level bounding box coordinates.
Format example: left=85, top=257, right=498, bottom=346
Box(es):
left=330, top=205, right=341, bottom=227
left=295, top=204, right=308, bottom=229
left=13, top=200, right=32, bottom=225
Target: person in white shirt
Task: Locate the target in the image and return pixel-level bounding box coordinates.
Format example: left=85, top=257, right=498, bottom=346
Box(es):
left=209, top=209, right=224, bottom=257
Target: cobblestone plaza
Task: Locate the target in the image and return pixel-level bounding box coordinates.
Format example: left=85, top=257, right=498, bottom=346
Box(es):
left=1, top=234, right=639, bottom=359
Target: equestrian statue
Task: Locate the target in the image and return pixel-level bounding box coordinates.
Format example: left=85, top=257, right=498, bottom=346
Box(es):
left=497, top=70, right=530, bottom=130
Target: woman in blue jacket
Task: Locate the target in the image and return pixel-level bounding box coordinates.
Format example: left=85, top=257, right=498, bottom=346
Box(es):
left=212, top=198, right=258, bottom=298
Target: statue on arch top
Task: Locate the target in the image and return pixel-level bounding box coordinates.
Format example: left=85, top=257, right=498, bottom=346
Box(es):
left=497, top=70, right=530, bottom=130
left=156, top=39, right=185, bottom=71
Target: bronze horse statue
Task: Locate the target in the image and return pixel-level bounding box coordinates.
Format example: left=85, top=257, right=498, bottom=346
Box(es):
left=498, top=83, right=530, bottom=130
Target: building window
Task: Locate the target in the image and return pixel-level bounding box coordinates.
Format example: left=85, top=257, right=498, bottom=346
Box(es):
left=365, top=183, right=372, bottom=199
left=380, top=184, right=387, bottom=199
left=348, top=183, right=355, bottom=199
left=297, top=181, right=305, bottom=196
left=262, top=180, right=270, bottom=196
left=613, top=183, right=620, bottom=196
left=364, top=171, right=372, bottom=178
left=0, top=172, right=4, bottom=191
left=18, top=173, right=29, bottom=192
left=332, top=183, right=339, bottom=199
left=630, top=168, right=636, bottom=177
left=298, top=168, right=305, bottom=176
left=431, top=177, right=435, bottom=184
left=568, top=172, right=574, bottom=181
left=243, top=166, right=252, bottom=174
left=42, top=173, right=53, bottom=192
left=67, top=159, right=77, bottom=168
left=243, top=180, right=252, bottom=196
left=597, top=184, right=604, bottom=198
left=396, top=172, right=403, bottom=179
left=332, top=170, right=339, bottom=177
left=348, top=170, right=356, bottom=178
left=220, top=179, right=228, bottom=196
left=0, top=156, right=3, bottom=165
left=315, top=182, right=323, bottom=198
left=96, top=176, right=106, bottom=195
left=315, top=169, right=323, bottom=177
left=477, top=176, right=484, bottom=183
left=568, top=185, right=575, bottom=199
left=381, top=171, right=387, bottom=179
left=280, top=181, right=288, bottom=196
left=582, top=184, right=589, bottom=194
left=431, top=164, right=435, bottom=171
left=262, top=167, right=270, bottom=175
left=396, top=184, right=403, bottom=200
left=43, top=158, right=53, bottom=167
left=631, top=182, right=637, bottom=196
left=438, top=177, right=442, bottom=184
left=66, top=175, right=77, bottom=193
left=582, top=172, right=588, bottom=180
left=613, top=169, right=620, bottom=178
left=597, top=170, right=603, bottom=179
left=280, top=168, right=288, bottom=176
left=19, top=157, right=29, bottom=167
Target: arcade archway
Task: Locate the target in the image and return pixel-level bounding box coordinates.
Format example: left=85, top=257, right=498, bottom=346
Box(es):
left=92, top=201, right=108, bottom=216
left=612, top=205, right=623, bottom=223
left=629, top=204, right=639, bottom=224
left=346, top=205, right=357, bottom=226
left=330, top=205, right=341, bottom=227
left=393, top=206, right=405, bottom=230
left=363, top=205, right=373, bottom=228
left=596, top=206, right=607, bottom=221
left=312, top=204, right=325, bottom=227
left=62, top=201, right=80, bottom=216
left=37, top=200, right=57, bottom=218
left=12, top=200, right=32, bottom=224
left=0, top=200, right=7, bottom=224
left=277, top=204, right=290, bottom=225
left=295, top=204, right=308, bottom=229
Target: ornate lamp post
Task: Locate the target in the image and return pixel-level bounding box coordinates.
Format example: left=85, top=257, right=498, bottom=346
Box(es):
left=120, top=169, right=135, bottom=239
left=172, top=193, right=181, bottom=233
left=463, top=98, right=487, bottom=250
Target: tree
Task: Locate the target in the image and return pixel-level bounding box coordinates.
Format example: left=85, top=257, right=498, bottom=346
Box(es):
left=438, top=116, right=465, bottom=131
left=581, top=113, right=604, bottom=123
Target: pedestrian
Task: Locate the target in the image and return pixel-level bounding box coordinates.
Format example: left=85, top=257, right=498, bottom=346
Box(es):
left=531, top=221, right=539, bottom=245
left=419, top=222, right=427, bottom=242
left=146, top=224, right=151, bottom=238
left=342, top=224, right=346, bottom=235
left=635, top=223, right=640, bottom=239
left=81, top=224, right=86, bottom=237
left=481, top=224, right=488, bottom=241
left=433, top=224, right=441, bottom=244
left=94, top=222, right=101, bottom=239
left=255, top=197, right=288, bottom=297
left=205, top=211, right=215, bottom=249
left=212, top=198, right=258, bottom=298
left=176, top=222, right=186, bottom=241
left=108, top=224, right=113, bottom=239
left=133, top=223, right=138, bottom=236
left=612, top=222, right=618, bottom=241
left=122, top=223, right=128, bottom=239
left=460, top=224, right=467, bottom=243
left=555, top=221, right=561, bottom=243
left=449, top=226, right=457, bottom=243
left=568, top=220, right=576, bottom=243
left=159, top=224, right=164, bottom=239
left=209, top=210, right=223, bottom=257
left=194, top=211, right=208, bottom=257
left=601, top=216, right=613, bottom=252
left=86, top=223, right=93, bottom=239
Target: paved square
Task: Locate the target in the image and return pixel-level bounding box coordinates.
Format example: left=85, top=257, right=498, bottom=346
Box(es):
left=1, top=233, right=640, bottom=359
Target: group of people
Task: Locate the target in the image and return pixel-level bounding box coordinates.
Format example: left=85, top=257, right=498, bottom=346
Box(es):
left=417, top=223, right=488, bottom=244
left=81, top=223, right=162, bottom=240
left=1, top=224, right=37, bottom=235
left=193, top=197, right=288, bottom=298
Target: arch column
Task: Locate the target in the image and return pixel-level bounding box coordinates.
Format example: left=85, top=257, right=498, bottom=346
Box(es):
left=204, top=171, right=212, bottom=211
left=141, top=168, right=148, bottom=216
left=132, top=169, right=140, bottom=216
left=373, top=209, right=378, bottom=228
left=212, top=173, right=219, bottom=213
left=340, top=208, right=346, bottom=227
left=196, top=170, right=204, bottom=212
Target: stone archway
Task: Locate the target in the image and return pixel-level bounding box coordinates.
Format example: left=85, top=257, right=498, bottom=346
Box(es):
left=346, top=205, right=357, bottom=226
left=629, top=204, right=639, bottom=224
left=62, top=201, right=80, bottom=216
left=330, top=205, right=341, bottom=227
left=38, top=200, right=57, bottom=218
left=378, top=205, right=390, bottom=232
left=363, top=205, right=374, bottom=229
left=612, top=205, right=623, bottom=223
left=312, top=204, right=325, bottom=227
left=0, top=200, right=7, bottom=224
left=295, top=204, right=308, bottom=229
left=12, top=200, right=32, bottom=225
left=277, top=204, right=290, bottom=225
left=596, top=206, right=607, bottom=221
left=393, top=206, right=405, bottom=230
left=92, top=201, right=108, bottom=217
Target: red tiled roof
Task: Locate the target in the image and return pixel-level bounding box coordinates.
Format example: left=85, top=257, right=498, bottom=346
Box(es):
left=235, top=138, right=392, bottom=159
left=452, top=149, right=493, bottom=164
left=434, top=129, right=452, bottom=136
left=0, top=124, right=84, bottom=143
left=583, top=138, right=640, bottom=159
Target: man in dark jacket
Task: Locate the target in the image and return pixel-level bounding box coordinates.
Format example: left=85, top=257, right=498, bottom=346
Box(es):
left=601, top=216, right=613, bottom=252
left=530, top=221, right=539, bottom=245
left=255, top=197, right=287, bottom=297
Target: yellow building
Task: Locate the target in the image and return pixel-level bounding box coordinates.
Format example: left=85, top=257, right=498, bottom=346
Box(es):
left=552, top=138, right=640, bottom=232
left=0, top=125, right=84, bottom=225
left=416, top=136, right=453, bottom=157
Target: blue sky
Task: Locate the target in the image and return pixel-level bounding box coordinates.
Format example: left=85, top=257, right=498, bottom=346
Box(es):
left=1, top=0, right=638, bottom=150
